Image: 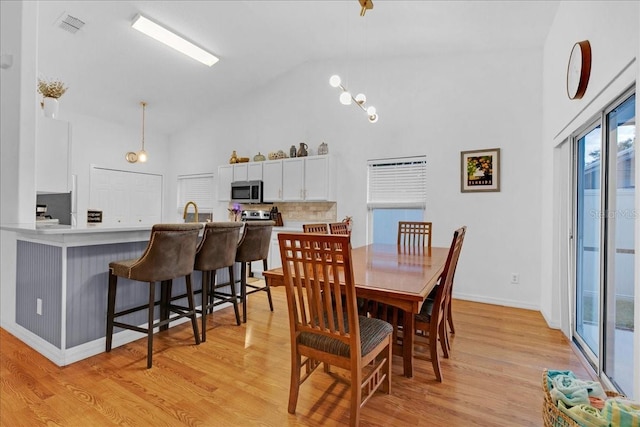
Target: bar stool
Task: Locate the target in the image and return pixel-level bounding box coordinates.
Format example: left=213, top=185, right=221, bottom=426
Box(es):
left=194, top=221, right=243, bottom=341
left=235, top=220, right=275, bottom=323
left=105, top=223, right=202, bottom=369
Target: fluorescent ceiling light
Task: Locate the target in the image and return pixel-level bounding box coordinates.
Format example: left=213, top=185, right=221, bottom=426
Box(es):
left=131, top=14, right=219, bottom=67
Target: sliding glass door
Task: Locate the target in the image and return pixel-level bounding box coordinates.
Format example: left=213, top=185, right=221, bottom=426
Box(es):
left=573, top=90, right=635, bottom=397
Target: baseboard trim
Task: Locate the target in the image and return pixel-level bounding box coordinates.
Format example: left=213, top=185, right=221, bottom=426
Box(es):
left=452, top=292, right=540, bottom=312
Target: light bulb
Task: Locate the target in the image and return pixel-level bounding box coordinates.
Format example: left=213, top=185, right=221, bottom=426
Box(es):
left=137, top=150, right=148, bottom=162
left=329, top=75, right=341, bottom=88
left=355, top=93, right=366, bottom=104
left=339, top=91, right=352, bottom=105
left=368, top=113, right=379, bottom=123
left=366, top=106, right=376, bottom=115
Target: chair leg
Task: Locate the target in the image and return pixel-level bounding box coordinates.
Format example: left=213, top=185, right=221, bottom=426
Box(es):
left=241, top=262, right=247, bottom=323
left=160, top=280, right=171, bottom=332
left=228, top=266, right=241, bottom=325
left=147, top=281, right=155, bottom=369
left=430, top=323, right=442, bottom=382
left=350, top=368, right=363, bottom=427
left=447, top=298, right=455, bottom=335
left=201, top=270, right=209, bottom=342
left=185, top=274, right=201, bottom=345
left=439, top=316, right=450, bottom=359
left=263, top=259, right=274, bottom=312
left=288, top=353, right=301, bottom=414
left=105, top=272, right=117, bottom=352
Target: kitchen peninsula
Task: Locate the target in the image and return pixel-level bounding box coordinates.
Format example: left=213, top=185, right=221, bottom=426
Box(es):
left=1, top=223, right=222, bottom=366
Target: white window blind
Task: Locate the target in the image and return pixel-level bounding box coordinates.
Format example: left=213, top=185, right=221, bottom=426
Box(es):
left=367, top=156, right=427, bottom=208
left=177, top=174, right=215, bottom=210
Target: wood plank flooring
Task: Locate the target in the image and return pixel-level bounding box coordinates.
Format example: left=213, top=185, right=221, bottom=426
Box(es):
left=1, top=285, right=593, bottom=426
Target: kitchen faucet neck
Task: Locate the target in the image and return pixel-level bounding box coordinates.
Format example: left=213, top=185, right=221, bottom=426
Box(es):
left=183, top=201, right=199, bottom=223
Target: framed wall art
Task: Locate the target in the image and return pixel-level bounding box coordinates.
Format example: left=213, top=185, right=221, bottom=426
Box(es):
left=460, top=148, right=500, bottom=193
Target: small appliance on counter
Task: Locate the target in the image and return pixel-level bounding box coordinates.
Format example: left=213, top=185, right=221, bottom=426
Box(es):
left=35, top=204, right=59, bottom=224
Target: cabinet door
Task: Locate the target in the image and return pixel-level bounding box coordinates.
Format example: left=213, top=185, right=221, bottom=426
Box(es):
left=303, top=156, right=333, bottom=200
left=36, top=119, right=70, bottom=193
left=130, top=173, right=162, bottom=225
left=269, top=236, right=282, bottom=270
left=248, top=163, right=263, bottom=181
left=262, top=160, right=283, bottom=202
left=217, top=165, right=233, bottom=201
left=282, top=158, right=305, bottom=201
left=233, top=163, right=248, bottom=181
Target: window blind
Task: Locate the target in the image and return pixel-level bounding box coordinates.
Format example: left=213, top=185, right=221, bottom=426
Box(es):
left=177, top=174, right=215, bottom=210
left=367, top=156, right=427, bottom=208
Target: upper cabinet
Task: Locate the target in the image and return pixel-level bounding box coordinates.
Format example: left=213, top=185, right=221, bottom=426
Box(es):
left=218, top=155, right=335, bottom=202
left=36, top=118, right=70, bottom=193
left=262, top=160, right=283, bottom=202
left=278, top=155, right=335, bottom=202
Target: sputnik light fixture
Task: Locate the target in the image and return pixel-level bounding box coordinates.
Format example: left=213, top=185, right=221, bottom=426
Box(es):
left=329, top=75, right=378, bottom=123
left=131, top=14, right=219, bottom=67
left=126, top=101, right=149, bottom=163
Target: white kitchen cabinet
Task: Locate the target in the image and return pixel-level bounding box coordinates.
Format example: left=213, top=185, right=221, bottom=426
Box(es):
left=262, top=160, right=283, bottom=202
left=282, top=158, right=305, bottom=201
left=281, top=155, right=335, bottom=201
left=248, top=162, right=263, bottom=181
left=217, top=165, right=233, bottom=201
left=233, top=163, right=248, bottom=181
left=36, top=118, right=70, bottom=193
left=303, top=155, right=334, bottom=201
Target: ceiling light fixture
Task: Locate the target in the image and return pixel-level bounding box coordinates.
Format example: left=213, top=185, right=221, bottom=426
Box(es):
left=126, top=101, right=149, bottom=163
left=329, top=75, right=378, bottom=123
left=131, top=14, right=219, bottom=67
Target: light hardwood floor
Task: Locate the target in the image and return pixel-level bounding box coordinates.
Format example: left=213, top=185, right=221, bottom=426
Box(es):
left=1, top=285, right=593, bottom=426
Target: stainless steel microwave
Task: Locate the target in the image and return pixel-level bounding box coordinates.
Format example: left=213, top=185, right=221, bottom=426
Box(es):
left=231, top=180, right=263, bottom=204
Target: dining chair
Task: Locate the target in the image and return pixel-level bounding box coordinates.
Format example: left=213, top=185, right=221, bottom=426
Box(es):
left=302, top=223, right=329, bottom=234
left=106, top=223, right=202, bottom=369
left=329, top=222, right=350, bottom=235
left=235, top=220, right=275, bottom=323
left=412, top=226, right=466, bottom=381
left=397, top=221, right=432, bottom=248
left=278, top=232, right=393, bottom=426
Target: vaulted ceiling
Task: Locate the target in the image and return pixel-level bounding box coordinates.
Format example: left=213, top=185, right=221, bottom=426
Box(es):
left=36, top=1, right=559, bottom=135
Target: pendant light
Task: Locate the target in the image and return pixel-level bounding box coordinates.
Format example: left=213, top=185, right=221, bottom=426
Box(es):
left=126, top=101, right=149, bottom=163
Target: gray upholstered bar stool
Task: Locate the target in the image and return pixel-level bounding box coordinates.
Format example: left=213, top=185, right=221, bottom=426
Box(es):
left=235, top=220, right=275, bottom=323
left=105, top=223, right=202, bottom=369
left=194, top=221, right=243, bottom=341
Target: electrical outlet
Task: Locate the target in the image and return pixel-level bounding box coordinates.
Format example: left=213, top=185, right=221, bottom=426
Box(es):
left=36, top=298, right=43, bottom=315
left=510, top=273, right=519, bottom=284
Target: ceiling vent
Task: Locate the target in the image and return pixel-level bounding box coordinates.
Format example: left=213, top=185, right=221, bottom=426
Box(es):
left=57, top=14, right=85, bottom=34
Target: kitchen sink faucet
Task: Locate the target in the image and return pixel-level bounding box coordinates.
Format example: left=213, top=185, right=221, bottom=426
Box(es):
left=183, top=201, right=199, bottom=223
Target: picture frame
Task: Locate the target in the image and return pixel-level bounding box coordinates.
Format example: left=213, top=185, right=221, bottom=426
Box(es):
left=460, top=148, right=500, bottom=192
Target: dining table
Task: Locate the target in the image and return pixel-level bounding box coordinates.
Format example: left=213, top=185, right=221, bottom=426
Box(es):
left=262, top=242, right=450, bottom=378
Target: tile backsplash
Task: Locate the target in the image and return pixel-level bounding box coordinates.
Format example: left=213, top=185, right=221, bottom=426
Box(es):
left=232, top=202, right=336, bottom=222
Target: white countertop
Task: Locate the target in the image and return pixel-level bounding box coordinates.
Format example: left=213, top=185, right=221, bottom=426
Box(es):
left=0, top=222, right=155, bottom=235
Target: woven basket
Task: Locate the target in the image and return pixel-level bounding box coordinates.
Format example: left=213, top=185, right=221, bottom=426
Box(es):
left=542, top=369, right=622, bottom=427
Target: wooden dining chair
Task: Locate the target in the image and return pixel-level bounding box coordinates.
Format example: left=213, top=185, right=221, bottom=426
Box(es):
left=278, top=233, right=393, bottom=427
left=412, top=226, right=466, bottom=381
left=302, top=223, right=329, bottom=234
left=397, top=221, right=432, bottom=248
left=329, top=222, right=350, bottom=235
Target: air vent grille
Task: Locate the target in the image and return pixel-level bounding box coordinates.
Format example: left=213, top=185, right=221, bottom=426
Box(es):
left=58, top=15, right=85, bottom=34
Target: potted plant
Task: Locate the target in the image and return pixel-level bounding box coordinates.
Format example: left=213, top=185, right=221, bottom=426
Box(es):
left=37, top=78, right=68, bottom=118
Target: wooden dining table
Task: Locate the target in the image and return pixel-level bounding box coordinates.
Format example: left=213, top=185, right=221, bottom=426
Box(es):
left=262, top=243, right=450, bottom=378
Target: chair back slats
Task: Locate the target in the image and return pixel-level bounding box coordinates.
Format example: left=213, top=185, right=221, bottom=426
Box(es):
left=302, top=223, right=329, bottom=234
left=279, top=233, right=357, bottom=348
left=397, top=221, right=432, bottom=248
left=329, top=222, right=350, bottom=235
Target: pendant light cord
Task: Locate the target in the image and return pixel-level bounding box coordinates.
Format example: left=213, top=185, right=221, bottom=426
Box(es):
left=141, top=101, right=146, bottom=151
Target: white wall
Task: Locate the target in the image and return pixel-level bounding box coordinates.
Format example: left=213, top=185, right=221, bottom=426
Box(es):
left=541, top=0, right=639, bottom=397
left=169, top=49, right=545, bottom=310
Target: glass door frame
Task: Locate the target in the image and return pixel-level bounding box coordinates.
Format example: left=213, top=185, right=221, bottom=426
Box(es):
left=570, top=85, right=636, bottom=394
